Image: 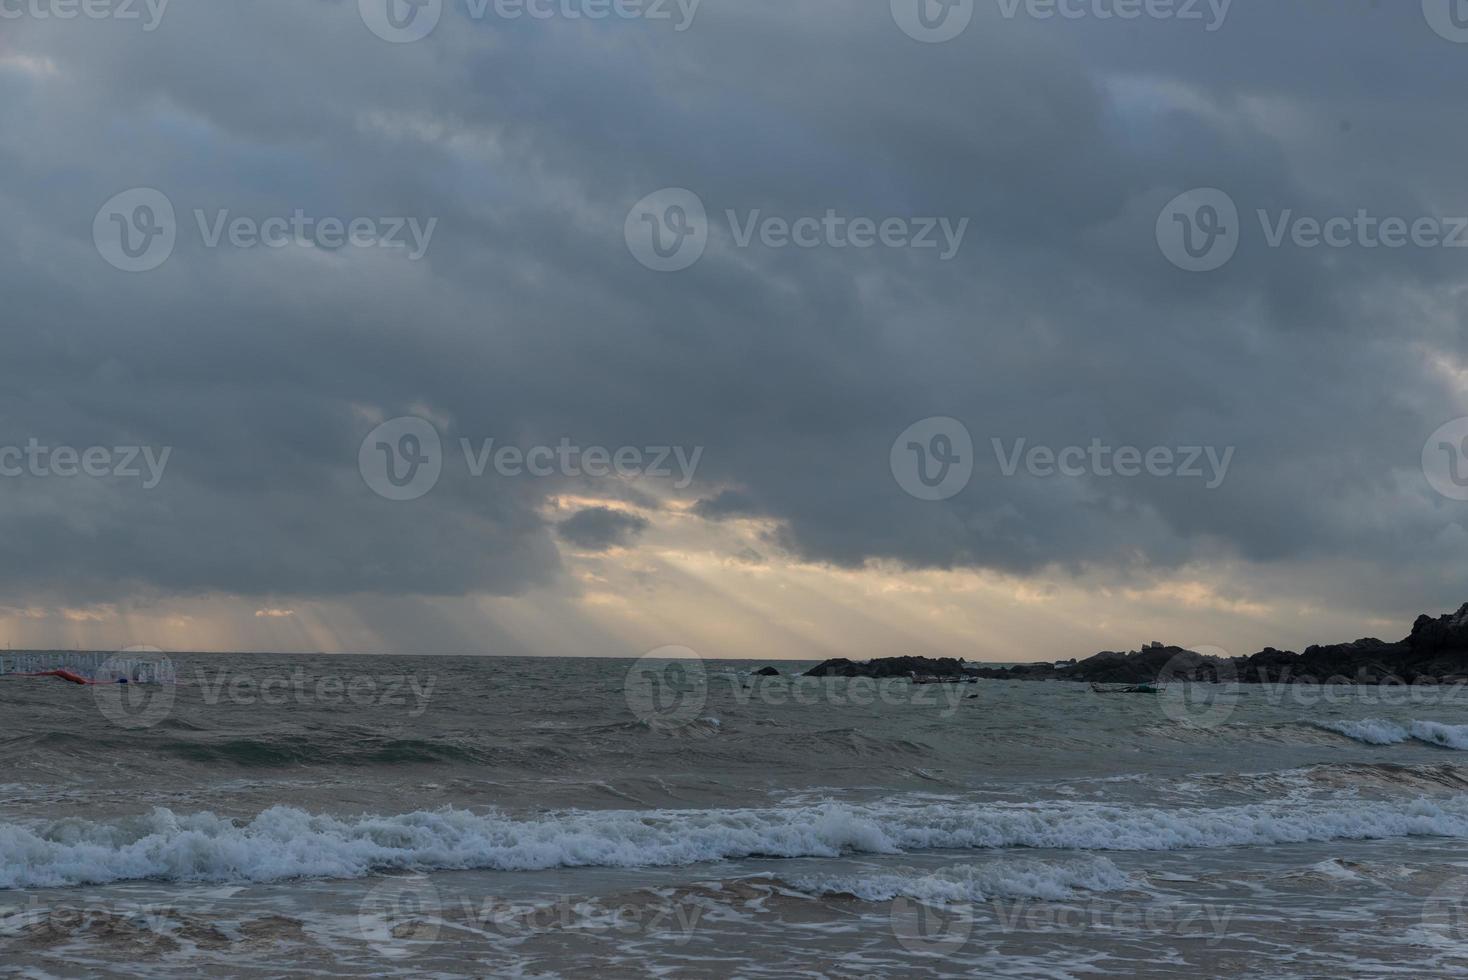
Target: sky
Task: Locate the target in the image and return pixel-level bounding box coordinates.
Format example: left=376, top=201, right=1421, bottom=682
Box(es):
left=2, top=0, right=1467, bottom=661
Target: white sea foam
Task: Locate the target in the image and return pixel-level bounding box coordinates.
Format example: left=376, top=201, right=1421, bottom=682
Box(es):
left=785, top=857, right=1133, bottom=904
left=1319, top=719, right=1468, bottom=750
left=8, top=795, right=1468, bottom=889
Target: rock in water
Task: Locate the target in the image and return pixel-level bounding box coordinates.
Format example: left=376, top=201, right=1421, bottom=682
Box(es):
left=804, top=656, right=967, bottom=679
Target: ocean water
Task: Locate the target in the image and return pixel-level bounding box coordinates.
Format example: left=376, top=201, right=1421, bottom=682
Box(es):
left=6, top=655, right=1468, bottom=977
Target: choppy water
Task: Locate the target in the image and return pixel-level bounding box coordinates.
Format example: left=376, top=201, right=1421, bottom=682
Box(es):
left=6, top=655, right=1468, bottom=977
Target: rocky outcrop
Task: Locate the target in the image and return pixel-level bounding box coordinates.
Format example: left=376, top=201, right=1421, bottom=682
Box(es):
left=1408, top=602, right=1468, bottom=655
left=1241, top=638, right=1402, bottom=684
left=754, top=666, right=781, bottom=677
left=804, top=656, right=968, bottom=679
left=965, top=646, right=1220, bottom=684
left=803, top=602, right=1468, bottom=686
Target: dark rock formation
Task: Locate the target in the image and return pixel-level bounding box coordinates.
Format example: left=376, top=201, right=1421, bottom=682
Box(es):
left=804, top=656, right=968, bottom=679
left=754, top=666, right=781, bottom=677
left=804, top=602, right=1468, bottom=687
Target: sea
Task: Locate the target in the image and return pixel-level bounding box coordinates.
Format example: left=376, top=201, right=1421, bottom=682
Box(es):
left=5, top=653, right=1468, bottom=977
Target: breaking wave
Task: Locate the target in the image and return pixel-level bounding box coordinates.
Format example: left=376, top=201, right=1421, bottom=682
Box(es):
left=10, top=792, right=1468, bottom=889
left=1317, top=719, right=1468, bottom=751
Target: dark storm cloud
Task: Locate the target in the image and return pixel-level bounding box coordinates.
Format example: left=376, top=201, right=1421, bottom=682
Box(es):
left=557, top=507, right=651, bottom=552
left=0, top=0, right=1465, bottom=622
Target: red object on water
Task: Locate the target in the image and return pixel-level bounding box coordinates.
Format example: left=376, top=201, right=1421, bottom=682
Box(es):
left=25, top=669, right=97, bottom=685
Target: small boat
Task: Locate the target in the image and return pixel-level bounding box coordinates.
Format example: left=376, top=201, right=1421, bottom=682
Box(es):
left=910, top=674, right=963, bottom=685
left=1090, top=682, right=1160, bottom=695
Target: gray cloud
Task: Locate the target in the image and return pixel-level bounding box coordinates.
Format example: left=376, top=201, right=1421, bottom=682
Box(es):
left=0, top=0, right=1465, bottom=640
left=556, top=507, right=651, bottom=552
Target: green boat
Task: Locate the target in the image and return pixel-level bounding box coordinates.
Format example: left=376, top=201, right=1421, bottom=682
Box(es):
left=1090, top=682, right=1160, bottom=695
